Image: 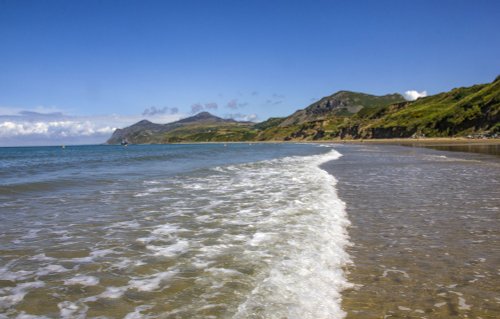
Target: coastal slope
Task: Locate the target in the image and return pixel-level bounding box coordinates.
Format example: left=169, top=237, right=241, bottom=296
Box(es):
left=256, top=77, right=499, bottom=140
left=106, top=77, right=499, bottom=144
left=107, top=112, right=257, bottom=144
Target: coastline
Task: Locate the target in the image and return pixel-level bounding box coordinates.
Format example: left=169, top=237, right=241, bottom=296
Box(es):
left=329, top=137, right=500, bottom=146
left=329, top=138, right=500, bottom=156
left=109, top=137, right=500, bottom=145
left=100, top=138, right=500, bottom=157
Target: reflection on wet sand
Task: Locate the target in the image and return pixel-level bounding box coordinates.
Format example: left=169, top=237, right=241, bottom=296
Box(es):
left=323, top=144, right=500, bottom=318
left=421, top=143, right=500, bottom=157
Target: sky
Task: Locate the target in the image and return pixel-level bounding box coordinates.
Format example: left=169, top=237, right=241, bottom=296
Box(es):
left=1, top=0, right=499, bottom=146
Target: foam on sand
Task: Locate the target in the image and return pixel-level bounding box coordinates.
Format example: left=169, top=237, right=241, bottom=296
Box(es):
left=0, top=281, right=45, bottom=310
left=128, top=270, right=178, bottom=292
left=64, top=275, right=99, bottom=286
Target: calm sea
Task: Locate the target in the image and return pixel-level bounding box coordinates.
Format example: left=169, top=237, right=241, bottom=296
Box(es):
left=0, top=143, right=350, bottom=318
left=1, top=143, right=499, bottom=318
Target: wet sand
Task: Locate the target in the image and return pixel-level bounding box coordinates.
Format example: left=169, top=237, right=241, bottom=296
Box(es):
left=335, top=138, right=500, bottom=157
left=322, top=144, right=500, bottom=318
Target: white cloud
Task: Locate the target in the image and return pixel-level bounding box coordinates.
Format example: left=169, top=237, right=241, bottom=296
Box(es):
left=403, top=90, right=427, bottom=101
left=0, top=107, right=184, bottom=146
left=243, top=114, right=258, bottom=121
left=190, top=103, right=204, bottom=114
left=226, top=99, right=238, bottom=110
left=204, top=102, right=218, bottom=110
left=142, top=106, right=178, bottom=116
left=225, top=113, right=258, bottom=122
left=226, top=99, right=250, bottom=110
left=0, top=120, right=115, bottom=139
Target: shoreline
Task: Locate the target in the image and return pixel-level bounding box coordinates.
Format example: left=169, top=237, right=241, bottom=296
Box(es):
left=156, top=137, right=500, bottom=147
left=321, top=144, right=500, bottom=318
left=5, top=138, right=500, bottom=158
left=328, top=137, right=500, bottom=146
left=327, top=138, right=500, bottom=156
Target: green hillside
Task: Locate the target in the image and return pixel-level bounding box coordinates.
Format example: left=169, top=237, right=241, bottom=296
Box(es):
left=357, top=79, right=500, bottom=138
left=154, top=123, right=258, bottom=143
left=106, top=77, right=499, bottom=144
left=256, top=77, right=499, bottom=140
left=107, top=112, right=257, bottom=144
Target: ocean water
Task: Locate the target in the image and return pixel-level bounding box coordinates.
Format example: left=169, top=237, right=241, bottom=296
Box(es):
left=0, top=144, right=351, bottom=318
left=2, top=143, right=499, bottom=319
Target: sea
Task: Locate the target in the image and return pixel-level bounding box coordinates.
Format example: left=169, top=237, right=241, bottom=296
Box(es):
left=0, top=143, right=498, bottom=318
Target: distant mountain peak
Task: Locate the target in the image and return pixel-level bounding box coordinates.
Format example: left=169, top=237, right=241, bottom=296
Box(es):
left=198, top=111, right=214, bottom=117
left=177, top=112, right=230, bottom=124
left=106, top=112, right=243, bottom=144
left=135, top=119, right=153, bottom=125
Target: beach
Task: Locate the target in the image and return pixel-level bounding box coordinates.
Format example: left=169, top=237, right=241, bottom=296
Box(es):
left=0, top=142, right=498, bottom=318
left=323, top=144, right=500, bottom=318
left=330, top=138, right=500, bottom=155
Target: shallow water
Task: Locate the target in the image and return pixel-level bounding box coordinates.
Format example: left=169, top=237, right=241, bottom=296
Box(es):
left=0, top=144, right=351, bottom=318
left=411, top=143, right=500, bottom=157
left=323, top=145, right=500, bottom=318
left=2, top=143, right=498, bottom=318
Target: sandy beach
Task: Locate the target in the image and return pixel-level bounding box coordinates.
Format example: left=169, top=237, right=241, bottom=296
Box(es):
left=323, top=138, right=500, bottom=156
left=322, top=143, right=500, bottom=318
left=324, top=137, right=499, bottom=147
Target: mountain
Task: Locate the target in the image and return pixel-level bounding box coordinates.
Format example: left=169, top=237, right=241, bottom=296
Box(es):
left=175, top=111, right=238, bottom=124
left=106, top=77, right=499, bottom=144
left=253, top=91, right=406, bottom=140
left=107, top=120, right=168, bottom=144
left=106, top=112, right=256, bottom=144
left=255, top=77, right=499, bottom=140
left=279, top=91, right=405, bottom=126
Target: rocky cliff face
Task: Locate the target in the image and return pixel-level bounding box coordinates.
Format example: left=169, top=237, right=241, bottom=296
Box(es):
left=279, top=91, right=405, bottom=126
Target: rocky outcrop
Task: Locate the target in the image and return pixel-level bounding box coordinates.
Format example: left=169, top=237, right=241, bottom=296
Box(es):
left=279, top=91, right=405, bottom=126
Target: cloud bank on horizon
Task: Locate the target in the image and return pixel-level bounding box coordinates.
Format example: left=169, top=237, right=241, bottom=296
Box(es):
left=0, top=107, right=183, bottom=146
left=0, top=105, right=260, bottom=146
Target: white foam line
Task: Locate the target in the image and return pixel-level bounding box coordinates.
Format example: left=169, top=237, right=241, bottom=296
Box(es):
left=233, top=149, right=352, bottom=319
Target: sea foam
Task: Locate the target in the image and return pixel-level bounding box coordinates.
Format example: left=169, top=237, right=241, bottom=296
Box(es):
left=231, top=149, right=352, bottom=319
left=0, top=144, right=352, bottom=318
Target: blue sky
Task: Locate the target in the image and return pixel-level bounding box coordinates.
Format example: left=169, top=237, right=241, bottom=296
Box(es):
left=1, top=0, right=499, bottom=145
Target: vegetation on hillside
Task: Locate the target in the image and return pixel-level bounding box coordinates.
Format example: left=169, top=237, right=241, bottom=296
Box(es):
left=107, top=77, right=499, bottom=144
left=256, top=77, right=499, bottom=140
